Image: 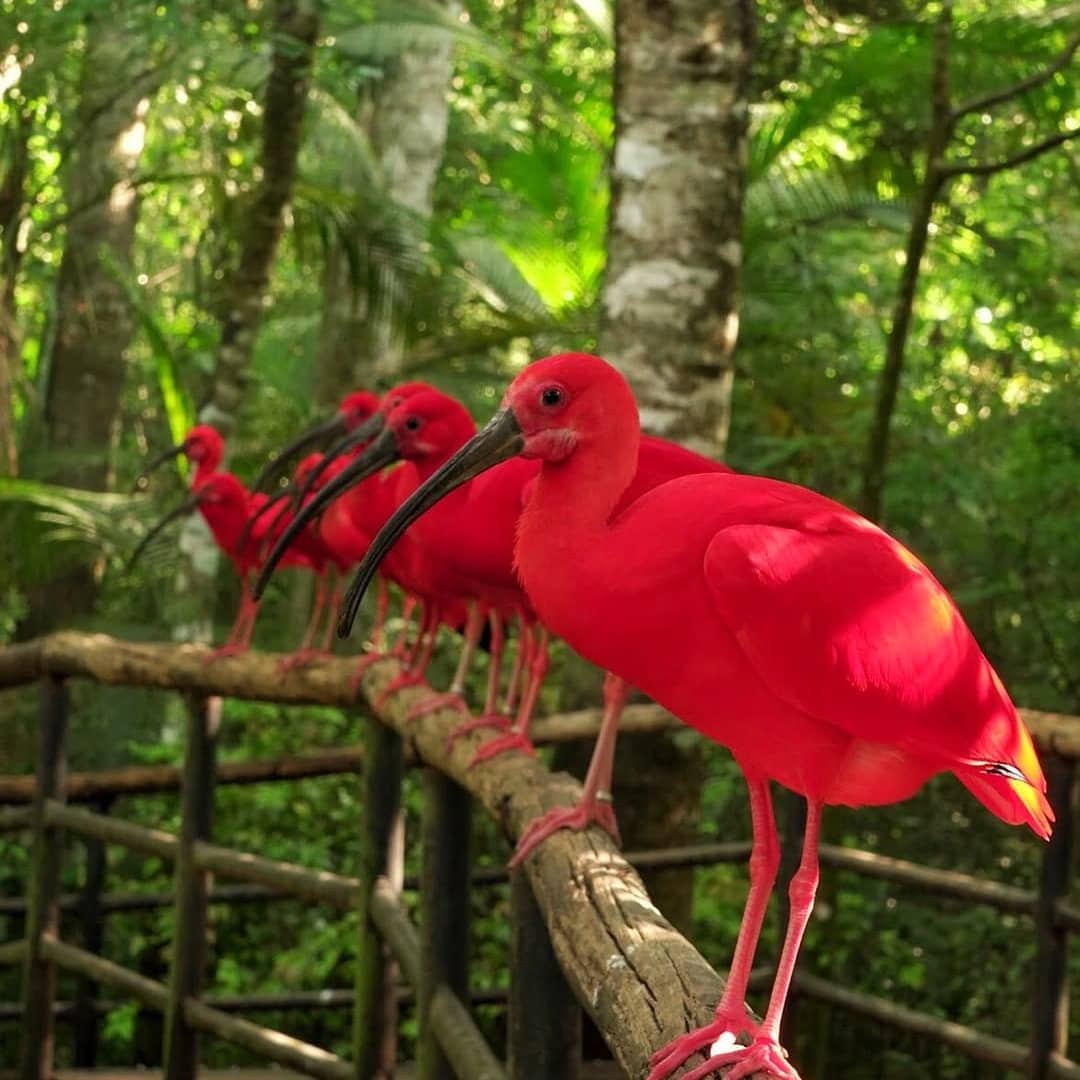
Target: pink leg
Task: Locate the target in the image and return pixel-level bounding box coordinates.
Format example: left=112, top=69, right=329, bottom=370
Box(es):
left=391, top=595, right=418, bottom=659
left=375, top=604, right=440, bottom=709
left=445, top=610, right=515, bottom=752
left=470, top=625, right=548, bottom=766
left=409, top=602, right=484, bottom=720
left=649, top=795, right=817, bottom=1080
left=278, top=571, right=332, bottom=671
left=206, top=577, right=258, bottom=663
left=372, top=578, right=391, bottom=651
left=482, top=610, right=505, bottom=716
left=319, top=573, right=342, bottom=653
left=509, top=671, right=628, bottom=868
left=502, top=614, right=530, bottom=717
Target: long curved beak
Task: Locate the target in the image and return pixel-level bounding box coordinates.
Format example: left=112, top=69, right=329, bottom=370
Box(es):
left=252, top=413, right=348, bottom=493
left=294, top=412, right=386, bottom=503
left=132, top=440, right=189, bottom=492
left=252, top=426, right=403, bottom=600
left=126, top=493, right=201, bottom=570
left=337, top=408, right=524, bottom=638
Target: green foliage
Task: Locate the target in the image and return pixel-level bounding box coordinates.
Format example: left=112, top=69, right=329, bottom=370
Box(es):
left=0, top=0, right=1077, bottom=1074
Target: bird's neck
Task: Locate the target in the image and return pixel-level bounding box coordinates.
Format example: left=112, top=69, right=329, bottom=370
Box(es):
left=522, top=421, right=640, bottom=541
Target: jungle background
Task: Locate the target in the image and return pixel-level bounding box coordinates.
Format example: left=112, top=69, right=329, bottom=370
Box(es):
left=0, top=0, right=1077, bottom=1075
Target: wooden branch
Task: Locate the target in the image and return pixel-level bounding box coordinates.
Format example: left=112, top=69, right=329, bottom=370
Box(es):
left=0, top=807, right=30, bottom=831
left=795, top=972, right=1029, bottom=1070
left=940, top=129, right=1077, bottom=179
left=44, top=801, right=178, bottom=861
left=183, top=999, right=352, bottom=1080
left=352, top=660, right=733, bottom=1080
left=41, top=938, right=167, bottom=1012
left=0, top=941, right=25, bottom=968
left=951, top=31, right=1080, bottom=120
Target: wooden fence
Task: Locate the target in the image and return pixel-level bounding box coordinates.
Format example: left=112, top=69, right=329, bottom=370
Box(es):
left=0, top=631, right=1077, bottom=1079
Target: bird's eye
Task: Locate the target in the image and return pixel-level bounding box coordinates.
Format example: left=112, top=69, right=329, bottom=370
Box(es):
left=405, top=416, right=422, bottom=432
left=540, top=386, right=564, bottom=408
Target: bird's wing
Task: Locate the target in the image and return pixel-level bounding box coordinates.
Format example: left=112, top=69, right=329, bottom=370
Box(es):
left=702, top=512, right=1027, bottom=772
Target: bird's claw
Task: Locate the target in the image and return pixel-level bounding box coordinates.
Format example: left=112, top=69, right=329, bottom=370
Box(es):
left=277, top=648, right=330, bottom=672
left=407, top=692, right=469, bottom=721
left=468, top=731, right=536, bottom=767
left=445, top=713, right=511, bottom=752
left=509, top=798, right=621, bottom=869
left=646, top=1010, right=760, bottom=1080
left=374, top=671, right=427, bottom=710
left=202, top=643, right=249, bottom=666
left=674, top=1036, right=799, bottom=1080
left=347, top=651, right=390, bottom=694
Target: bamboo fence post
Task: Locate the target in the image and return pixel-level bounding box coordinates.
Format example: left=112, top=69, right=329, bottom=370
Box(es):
left=72, top=795, right=111, bottom=1067
left=353, top=715, right=405, bottom=1079
left=163, top=695, right=219, bottom=1080
left=509, top=870, right=581, bottom=1080
left=17, top=676, right=68, bottom=1080
left=418, top=769, right=472, bottom=1080
left=1030, top=752, right=1076, bottom=1080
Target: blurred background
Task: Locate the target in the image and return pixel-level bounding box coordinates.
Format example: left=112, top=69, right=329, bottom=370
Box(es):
left=0, top=0, right=1076, bottom=1074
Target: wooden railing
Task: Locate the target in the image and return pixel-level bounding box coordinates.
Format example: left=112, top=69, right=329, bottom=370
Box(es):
left=0, top=631, right=1077, bottom=1079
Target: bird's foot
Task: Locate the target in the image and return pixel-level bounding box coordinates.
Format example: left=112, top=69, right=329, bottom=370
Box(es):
left=469, top=731, right=537, bottom=768
left=445, top=713, right=511, bottom=753
left=347, top=652, right=390, bottom=694
left=202, top=643, right=249, bottom=666
left=374, top=671, right=427, bottom=710
left=407, top=692, right=469, bottom=722
left=509, top=796, right=620, bottom=869
left=277, top=648, right=330, bottom=672
left=670, top=1036, right=799, bottom=1080
left=646, top=1009, right=760, bottom=1080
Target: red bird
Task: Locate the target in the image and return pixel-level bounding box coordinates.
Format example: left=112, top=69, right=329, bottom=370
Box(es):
left=133, top=425, right=312, bottom=660
left=339, top=353, right=1052, bottom=1080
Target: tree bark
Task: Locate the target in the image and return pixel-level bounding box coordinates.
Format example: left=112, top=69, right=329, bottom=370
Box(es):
left=176, top=0, right=319, bottom=643
left=203, top=0, right=321, bottom=431
left=0, top=106, right=32, bottom=477
left=595, top=0, right=755, bottom=933
left=18, top=10, right=158, bottom=634
left=859, top=6, right=951, bottom=523
left=602, top=0, right=754, bottom=457
left=316, top=3, right=457, bottom=402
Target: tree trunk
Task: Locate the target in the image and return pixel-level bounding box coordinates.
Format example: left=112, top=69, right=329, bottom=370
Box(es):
left=18, top=10, right=158, bottom=634
left=0, top=107, right=32, bottom=477
left=594, top=0, right=755, bottom=933
left=355, top=3, right=457, bottom=390
left=176, top=0, right=319, bottom=643
left=203, top=0, right=321, bottom=432
left=602, top=0, right=754, bottom=458
left=859, top=8, right=952, bottom=523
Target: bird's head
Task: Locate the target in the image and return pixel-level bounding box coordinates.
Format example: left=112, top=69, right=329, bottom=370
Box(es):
left=184, top=425, right=225, bottom=469
left=335, top=354, right=637, bottom=637
left=339, top=391, right=380, bottom=431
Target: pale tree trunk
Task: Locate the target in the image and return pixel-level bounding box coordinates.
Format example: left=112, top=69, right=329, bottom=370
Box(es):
left=175, top=0, right=319, bottom=642
left=316, top=3, right=457, bottom=399
left=594, top=0, right=755, bottom=933
left=19, top=11, right=159, bottom=635
left=602, top=0, right=754, bottom=458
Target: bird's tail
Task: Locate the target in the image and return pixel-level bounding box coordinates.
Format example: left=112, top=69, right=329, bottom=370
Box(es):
left=953, top=722, right=1054, bottom=840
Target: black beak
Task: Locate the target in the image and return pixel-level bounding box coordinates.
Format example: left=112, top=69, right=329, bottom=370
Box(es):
left=252, top=413, right=348, bottom=493
left=126, top=493, right=201, bottom=570
left=235, top=484, right=297, bottom=558
left=337, top=408, right=524, bottom=638
left=293, top=412, right=386, bottom=504
left=252, top=426, right=403, bottom=600
left=133, top=440, right=189, bottom=492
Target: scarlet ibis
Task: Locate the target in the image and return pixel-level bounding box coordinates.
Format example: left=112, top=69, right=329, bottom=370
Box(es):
left=252, top=389, right=381, bottom=492
left=133, top=425, right=313, bottom=660
left=340, top=353, right=1052, bottom=1080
